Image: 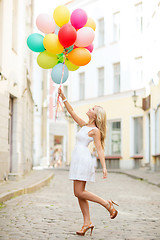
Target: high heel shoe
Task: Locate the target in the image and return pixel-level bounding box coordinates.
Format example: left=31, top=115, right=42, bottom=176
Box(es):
left=107, top=200, right=119, bottom=219
left=76, top=222, right=94, bottom=236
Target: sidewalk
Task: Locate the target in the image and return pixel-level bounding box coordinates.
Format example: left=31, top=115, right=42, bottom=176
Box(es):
left=0, top=169, right=54, bottom=203
left=108, top=168, right=160, bottom=187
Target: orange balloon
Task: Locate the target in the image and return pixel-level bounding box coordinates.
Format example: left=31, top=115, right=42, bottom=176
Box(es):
left=68, top=48, right=91, bottom=66
left=84, top=17, right=96, bottom=31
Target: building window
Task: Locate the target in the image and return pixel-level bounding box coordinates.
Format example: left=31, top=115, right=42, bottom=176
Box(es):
left=133, top=117, right=143, bottom=155
left=135, top=2, right=143, bottom=34
left=113, top=12, right=120, bottom=42
left=135, top=57, right=143, bottom=87
left=98, top=18, right=104, bottom=47
left=113, top=63, right=120, bottom=93
left=12, top=0, right=18, bottom=52
left=79, top=72, right=85, bottom=100
left=106, top=121, right=121, bottom=155
left=98, top=67, right=104, bottom=96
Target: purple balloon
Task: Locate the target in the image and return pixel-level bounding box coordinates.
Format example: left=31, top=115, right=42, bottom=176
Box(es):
left=70, top=8, right=87, bottom=29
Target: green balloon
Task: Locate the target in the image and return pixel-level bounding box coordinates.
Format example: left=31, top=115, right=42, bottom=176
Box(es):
left=37, top=51, right=58, bottom=69
left=57, top=53, right=64, bottom=63
left=27, top=33, right=45, bottom=52
left=65, top=59, right=79, bottom=71
left=57, top=53, right=64, bottom=57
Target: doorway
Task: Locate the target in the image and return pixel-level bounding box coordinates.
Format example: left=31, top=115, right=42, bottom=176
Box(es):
left=50, top=135, right=64, bottom=168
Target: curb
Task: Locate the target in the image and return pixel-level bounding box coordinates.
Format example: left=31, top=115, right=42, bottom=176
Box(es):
left=0, top=172, right=54, bottom=203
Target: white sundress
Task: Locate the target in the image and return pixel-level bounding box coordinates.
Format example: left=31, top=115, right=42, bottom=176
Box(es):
left=69, top=126, right=96, bottom=182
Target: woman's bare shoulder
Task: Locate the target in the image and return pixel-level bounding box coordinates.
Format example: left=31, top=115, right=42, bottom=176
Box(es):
left=90, top=127, right=100, bottom=136
left=93, top=127, right=100, bottom=132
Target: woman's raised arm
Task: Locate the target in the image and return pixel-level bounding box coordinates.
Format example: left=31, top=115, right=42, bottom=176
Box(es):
left=58, top=87, right=86, bottom=127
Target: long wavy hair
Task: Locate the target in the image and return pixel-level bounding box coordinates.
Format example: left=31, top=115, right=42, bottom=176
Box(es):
left=94, top=106, right=107, bottom=150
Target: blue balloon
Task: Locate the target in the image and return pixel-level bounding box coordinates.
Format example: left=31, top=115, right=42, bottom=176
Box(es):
left=51, top=63, right=68, bottom=84
left=27, top=33, right=45, bottom=52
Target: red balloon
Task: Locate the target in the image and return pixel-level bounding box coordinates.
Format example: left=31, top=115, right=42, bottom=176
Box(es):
left=73, top=45, right=78, bottom=49
left=58, top=23, right=77, bottom=48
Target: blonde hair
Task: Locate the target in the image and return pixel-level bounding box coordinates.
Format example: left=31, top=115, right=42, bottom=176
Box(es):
left=95, top=106, right=107, bottom=150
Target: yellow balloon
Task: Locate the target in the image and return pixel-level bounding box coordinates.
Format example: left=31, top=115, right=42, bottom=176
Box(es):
left=65, top=59, right=79, bottom=71
left=43, top=34, right=64, bottom=54
left=53, top=5, right=70, bottom=27
left=37, top=51, right=58, bottom=69
left=84, top=17, right=96, bottom=31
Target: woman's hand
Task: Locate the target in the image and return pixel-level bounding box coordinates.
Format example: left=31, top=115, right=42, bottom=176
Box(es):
left=58, top=87, right=64, bottom=99
left=103, top=167, right=107, bottom=179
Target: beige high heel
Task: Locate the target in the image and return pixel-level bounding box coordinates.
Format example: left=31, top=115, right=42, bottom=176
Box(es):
left=107, top=200, right=119, bottom=219
left=76, top=222, right=94, bottom=236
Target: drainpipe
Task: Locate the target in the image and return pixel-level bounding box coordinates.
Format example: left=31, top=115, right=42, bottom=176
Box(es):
left=154, top=103, right=160, bottom=165
left=155, top=103, right=160, bottom=113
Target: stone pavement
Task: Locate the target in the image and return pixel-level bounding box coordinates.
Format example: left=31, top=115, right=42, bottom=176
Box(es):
left=108, top=168, right=160, bottom=187
left=0, top=167, right=160, bottom=204
left=0, top=169, right=54, bottom=203
left=0, top=169, right=160, bottom=240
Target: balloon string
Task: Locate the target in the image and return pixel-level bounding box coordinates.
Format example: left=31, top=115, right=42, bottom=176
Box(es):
left=55, top=53, right=67, bottom=121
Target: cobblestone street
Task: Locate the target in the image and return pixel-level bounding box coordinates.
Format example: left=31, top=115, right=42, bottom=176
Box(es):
left=0, top=170, right=160, bottom=240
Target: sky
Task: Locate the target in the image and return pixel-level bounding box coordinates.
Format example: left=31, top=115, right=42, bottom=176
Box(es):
left=34, top=0, right=72, bottom=16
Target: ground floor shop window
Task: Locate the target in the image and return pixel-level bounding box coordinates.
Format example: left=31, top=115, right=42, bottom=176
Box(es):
left=106, top=121, right=121, bottom=155
left=133, top=116, right=143, bottom=155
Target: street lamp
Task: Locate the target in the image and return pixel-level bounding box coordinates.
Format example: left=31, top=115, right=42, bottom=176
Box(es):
left=132, top=90, right=142, bottom=109
left=132, top=90, right=151, bottom=111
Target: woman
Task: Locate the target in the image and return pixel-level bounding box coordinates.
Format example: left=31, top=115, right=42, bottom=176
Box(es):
left=58, top=87, right=119, bottom=236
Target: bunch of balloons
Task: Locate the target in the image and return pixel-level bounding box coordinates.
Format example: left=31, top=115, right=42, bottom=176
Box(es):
left=27, top=5, right=96, bottom=84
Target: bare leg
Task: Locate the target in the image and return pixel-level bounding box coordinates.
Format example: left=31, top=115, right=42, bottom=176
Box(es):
left=74, top=180, right=110, bottom=211
left=78, top=198, right=91, bottom=225
left=73, top=180, right=91, bottom=225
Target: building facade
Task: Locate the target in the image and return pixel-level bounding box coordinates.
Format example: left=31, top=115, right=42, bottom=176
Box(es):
left=48, top=79, right=70, bottom=168
left=63, top=0, right=160, bottom=171
left=0, top=0, right=34, bottom=180
left=32, top=0, right=66, bottom=169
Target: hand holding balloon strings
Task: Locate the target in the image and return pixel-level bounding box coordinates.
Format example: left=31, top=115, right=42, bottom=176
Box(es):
left=54, top=46, right=73, bottom=120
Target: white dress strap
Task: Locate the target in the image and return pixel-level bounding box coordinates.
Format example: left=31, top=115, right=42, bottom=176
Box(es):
left=88, top=127, right=96, bottom=135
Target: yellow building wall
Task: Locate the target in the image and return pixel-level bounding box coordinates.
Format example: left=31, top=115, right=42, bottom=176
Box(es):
left=151, top=80, right=160, bottom=108
left=67, top=80, right=160, bottom=170
left=68, top=91, right=146, bottom=164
